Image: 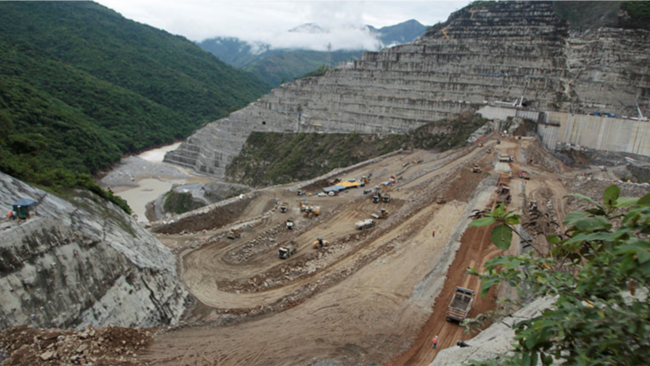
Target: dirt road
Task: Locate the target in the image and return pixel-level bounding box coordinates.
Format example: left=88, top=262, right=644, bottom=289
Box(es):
left=140, top=135, right=570, bottom=366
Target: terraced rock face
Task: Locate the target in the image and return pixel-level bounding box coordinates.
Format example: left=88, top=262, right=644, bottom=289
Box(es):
left=164, top=1, right=650, bottom=178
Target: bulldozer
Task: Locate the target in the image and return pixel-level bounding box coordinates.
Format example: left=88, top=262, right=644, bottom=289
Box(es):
left=227, top=228, right=241, bottom=240
left=436, top=195, right=447, bottom=204
left=471, top=164, right=482, bottom=173
left=371, top=208, right=389, bottom=219
left=312, top=237, right=330, bottom=249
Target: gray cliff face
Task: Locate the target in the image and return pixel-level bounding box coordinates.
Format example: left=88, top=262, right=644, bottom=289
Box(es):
left=164, top=1, right=649, bottom=178
left=0, top=172, right=188, bottom=330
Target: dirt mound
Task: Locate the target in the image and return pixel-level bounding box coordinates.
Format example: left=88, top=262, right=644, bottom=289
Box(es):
left=0, top=325, right=154, bottom=366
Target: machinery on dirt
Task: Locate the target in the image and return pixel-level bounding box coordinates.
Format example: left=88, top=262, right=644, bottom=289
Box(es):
left=497, top=139, right=501, bottom=144
left=498, top=154, right=513, bottom=163
left=496, top=185, right=512, bottom=205
left=446, top=287, right=475, bottom=323
left=227, top=228, right=241, bottom=240
left=371, top=208, right=389, bottom=219
left=528, top=200, right=538, bottom=213
left=355, top=219, right=376, bottom=230
left=278, top=243, right=297, bottom=259
left=471, top=164, right=482, bottom=173
left=518, top=170, right=531, bottom=180
left=300, top=202, right=321, bottom=218
left=312, top=237, right=330, bottom=249
left=402, top=162, right=410, bottom=168
left=360, top=175, right=370, bottom=184
left=297, top=190, right=305, bottom=196
left=372, top=186, right=382, bottom=203
left=280, top=204, right=288, bottom=213
left=436, top=195, right=447, bottom=204
left=286, top=219, right=294, bottom=230
left=382, top=193, right=391, bottom=203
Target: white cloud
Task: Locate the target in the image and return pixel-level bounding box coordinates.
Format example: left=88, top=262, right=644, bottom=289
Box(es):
left=96, top=0, right=471, bottom=51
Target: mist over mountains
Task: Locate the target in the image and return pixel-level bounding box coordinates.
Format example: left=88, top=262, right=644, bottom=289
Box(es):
left=197, top=19, right=427, bottom=86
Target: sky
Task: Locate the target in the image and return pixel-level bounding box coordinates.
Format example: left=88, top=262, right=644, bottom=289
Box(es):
left=95, top=0, right=472, bottom=51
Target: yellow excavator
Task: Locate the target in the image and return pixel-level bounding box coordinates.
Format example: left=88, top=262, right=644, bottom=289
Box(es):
left=227, top=228, right=241, bottom=240
left=312, top=237, right=330, bottom=249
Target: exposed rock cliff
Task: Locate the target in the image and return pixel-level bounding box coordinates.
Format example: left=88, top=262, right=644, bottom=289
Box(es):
left=165, top=1, right=649, bottom=178
left=0, top=172, right=188, bottom=330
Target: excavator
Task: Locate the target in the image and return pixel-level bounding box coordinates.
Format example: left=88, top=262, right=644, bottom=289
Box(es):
left=312, top=237, right=330, bottom=249
left=227, top=228, right=241, bottom=240
left=299, top=201, right=321, bottom=218
left=471, top=164, right=482, bottom=173
left=436, top=195, right=447, bottom=204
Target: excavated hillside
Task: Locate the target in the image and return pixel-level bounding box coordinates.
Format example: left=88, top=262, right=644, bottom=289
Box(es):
left=164, top=0, right=650, bottom=178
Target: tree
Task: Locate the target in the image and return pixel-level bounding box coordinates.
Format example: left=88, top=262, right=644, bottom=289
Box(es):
left=465, top=186, right=650, bottom=366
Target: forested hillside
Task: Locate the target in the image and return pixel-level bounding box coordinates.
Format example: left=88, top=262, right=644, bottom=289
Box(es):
left=0, top=2, right=270, bottom=209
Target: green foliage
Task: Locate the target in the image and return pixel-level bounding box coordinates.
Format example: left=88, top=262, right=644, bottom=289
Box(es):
left=299, top=65, right=333, bottom=79
left=466, top=186, right=650, bottom=365
left=0, top=2, right=270, bottom=212
left=163, top=190, right=203, bottom=215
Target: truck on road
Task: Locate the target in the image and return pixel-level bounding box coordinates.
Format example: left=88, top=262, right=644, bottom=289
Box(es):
left=278, top=244, right=297, bottom=259
left=446, top=287, right=475, bottom=323
left=355, top=219, right=376, bottom=230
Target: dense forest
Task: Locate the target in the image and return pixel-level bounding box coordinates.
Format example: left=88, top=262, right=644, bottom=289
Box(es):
left=0, top=2, right=271, bottom=211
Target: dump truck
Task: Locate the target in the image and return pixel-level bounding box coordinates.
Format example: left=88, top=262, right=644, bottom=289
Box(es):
left=382, top=193, right=391, bottom=203
left=371, top=208, right=388, bottom=219
left=446, top=287, right=475, bottom=323
left=498, top=154, right=512, bottom=163
left=355, top=219, right=376, bottom=230
left=227, top=228, right=241, bottom=240
left=518, top=170, right=531, bottom=180
left=286, top=219, right=294, bottom=230
left=436, top=195, right=447, bottom=204
left=280, top=205, right=288, bottom=213
left=471, top=164, right=482, bottom=173
left=312, top=237, right=330, bottom=249
left=278, top=244, right=297, bottom=259
left=496, top=185, right=512, bottom=205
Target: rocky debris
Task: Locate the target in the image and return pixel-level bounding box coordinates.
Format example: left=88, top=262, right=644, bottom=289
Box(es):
left=0, top=325, right=154, bottom=366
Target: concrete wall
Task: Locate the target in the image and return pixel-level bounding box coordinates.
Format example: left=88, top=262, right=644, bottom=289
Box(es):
left=546, top=112, right=650, bottom=155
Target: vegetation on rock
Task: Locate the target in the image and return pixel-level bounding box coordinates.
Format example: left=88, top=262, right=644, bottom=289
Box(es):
left=225, top=112, right=486, bottom=187
left=0, top=2, right=270, bottom=212
left=466, top=186, right=650, bottom=365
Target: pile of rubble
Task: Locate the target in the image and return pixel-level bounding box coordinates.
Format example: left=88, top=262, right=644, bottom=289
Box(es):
left=0, top=325, right=154, bottom=366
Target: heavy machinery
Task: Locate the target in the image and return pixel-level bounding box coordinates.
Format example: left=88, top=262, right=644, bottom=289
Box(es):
left=518, top=170, right=531, bottom=180
left=278, top=244, right=297, bottom=259
left=371, top=208, right=389, bottom=219
left=360, top=175, right=370, bottom=184
left=382, top=193, right=391, bottom=203
left=227, top=228, right=241, bottom=240
left=436, top=195, right=447, bottom=204
left=355, top=219, right=376, bottom=230
left=498, top=154, right=512, bottom=163
left=285, top=219, right=294, bottom=230
left=471, top=164, right=482, bottom=173
left=372, top=186, right=382, bottom=203
left=304, top=206, right=320, bottom=218
left=446, top=287, right=475, bottom=323
left=528, top=200, right=538, bottom=213
left=496, top=185, right=512, bottom=205
left=280, top=204, right=288, bottom=213
left=297, top=190, right=305, bottom=196
left=312, top=237, right=330, bottom=249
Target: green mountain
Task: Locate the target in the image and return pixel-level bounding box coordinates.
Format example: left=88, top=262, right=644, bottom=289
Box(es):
left=197, top=20, right=427, bottom=87
left=0, top=2, right=271, bottom=209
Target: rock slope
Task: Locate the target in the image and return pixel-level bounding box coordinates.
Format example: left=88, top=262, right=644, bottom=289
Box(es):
left=0, top=172, right=188, bottom=330
left=164, top=1, right=649, bottom=178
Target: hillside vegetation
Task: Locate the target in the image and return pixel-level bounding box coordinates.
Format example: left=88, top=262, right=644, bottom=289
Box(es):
left=0, top=2, right=270, bottom=210
left=225, top=112, right=486, bottom=187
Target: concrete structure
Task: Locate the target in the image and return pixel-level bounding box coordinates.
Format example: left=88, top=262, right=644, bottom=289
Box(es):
left=165, top=1, right=650, bottom=177
left=0, top=172, right=188, bottom=330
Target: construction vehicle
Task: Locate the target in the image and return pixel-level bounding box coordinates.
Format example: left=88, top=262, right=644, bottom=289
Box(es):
left=446, top=287, right=475, bottom=323
left=372, top=186, right=382, bottom=204
left=312, top=237, right=330, bottom=249
left=278, top=243, right=297, bottom=259
left=528, top=200, right=538, bottom=213
left=498, top=154, right=512, bottom=163
left=496, top=185, right=512, bottom=205
left=328, top=177, right=341, bottom=185
left=280, top=205, right=288, bottom=213
left=471, top=164, right=482, bottom=173
left=436, top=195, right=447, bottom=204
left=402, top=162, right=410, bottom=168
left=497, top=139, right=501, bottom=144
left=285, top=219, right=294, bottom=230
left=371, top=208, right=389, bottom=219
left=518, top=170, right=531, bottom=180
left=382, top=193, right=391, bottom=203
left=227, top=228, right=241, bottom=240
left=297, top=190, right=305, bottom=196
left=304, top=206, right=320, bottom=218
left=360, top=175, right=370, bottom=184
left=501, top=171, right=512, bottom=180
left=355, top=219, right=376, bottom=230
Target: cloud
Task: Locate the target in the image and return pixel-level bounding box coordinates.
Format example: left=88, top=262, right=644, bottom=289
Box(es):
left=96, top=0, right=471, bottom=51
